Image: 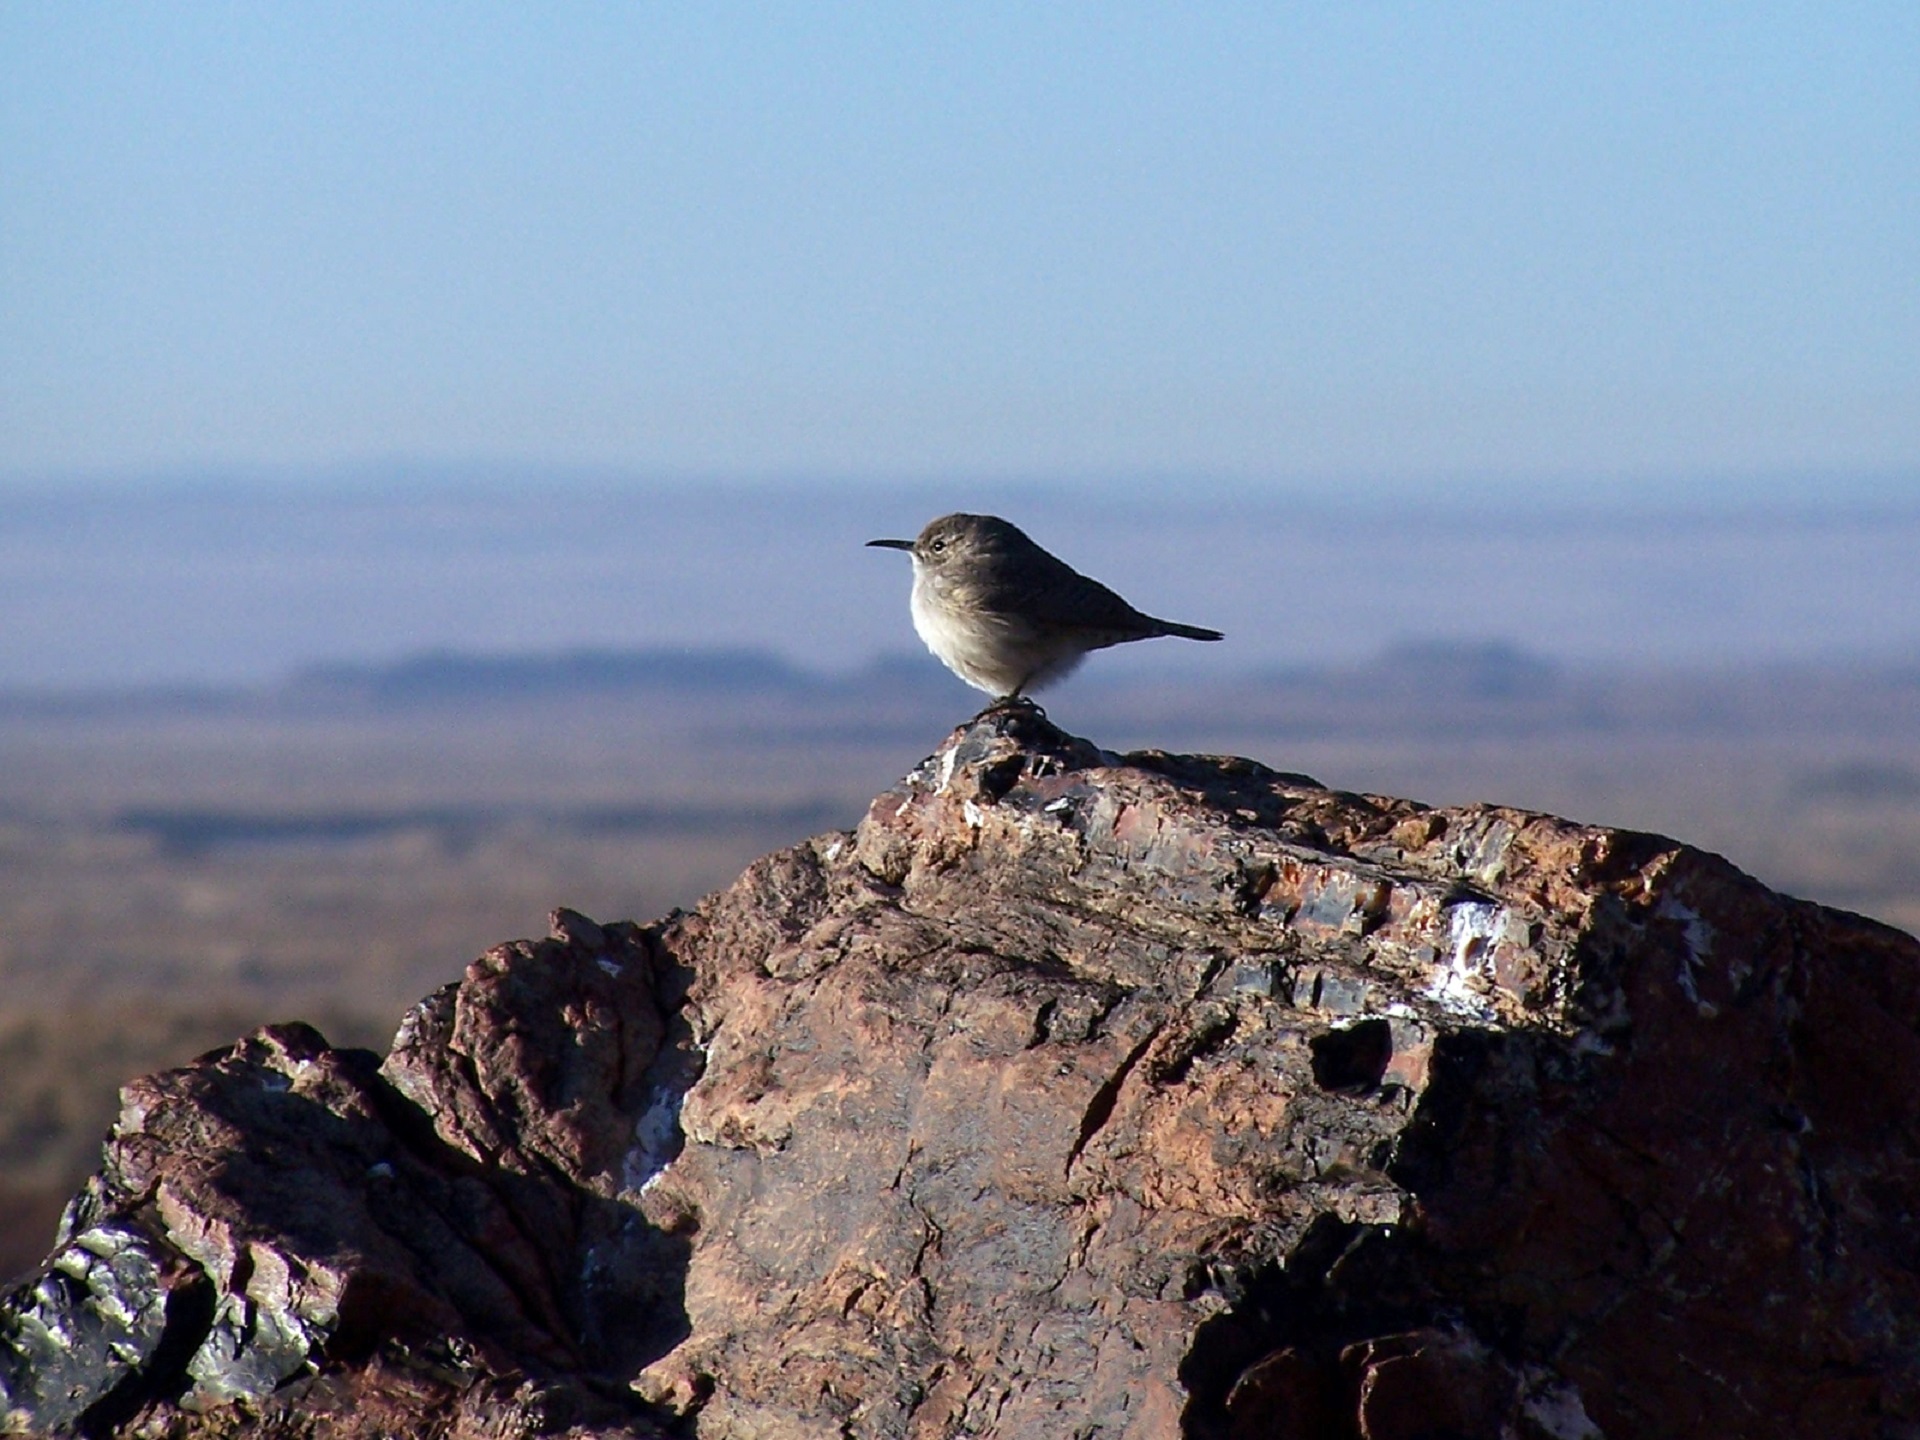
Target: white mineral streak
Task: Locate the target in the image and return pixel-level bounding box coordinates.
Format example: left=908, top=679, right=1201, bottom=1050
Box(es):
left=625, top=1083, right=685, bottom=1195
left=1654, top=893, right=1716, bottom=1007
left=1424, top=900, right=1506, bottom=1021
left=1518, top=1370, right=1607, bottom=1438
left=936, top=744, right=962, bottom=794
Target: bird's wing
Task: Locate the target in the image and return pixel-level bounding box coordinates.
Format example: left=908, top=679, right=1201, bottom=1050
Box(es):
left=974, top=550, right=1155, bottom=636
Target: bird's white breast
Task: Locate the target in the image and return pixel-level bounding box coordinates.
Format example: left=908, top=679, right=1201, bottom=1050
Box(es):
left=909, top=564, right=1077, bottom=696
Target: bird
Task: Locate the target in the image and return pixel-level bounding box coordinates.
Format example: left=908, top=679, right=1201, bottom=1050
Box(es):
left=866, top=513, right=1223, bottom=701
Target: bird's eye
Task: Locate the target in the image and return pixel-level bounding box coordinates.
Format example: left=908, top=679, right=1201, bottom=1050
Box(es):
left=929, top=539, right=947, bottom=553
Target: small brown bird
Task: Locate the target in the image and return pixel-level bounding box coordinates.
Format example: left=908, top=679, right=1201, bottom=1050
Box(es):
left=867, top=513, right=1223, bottom=700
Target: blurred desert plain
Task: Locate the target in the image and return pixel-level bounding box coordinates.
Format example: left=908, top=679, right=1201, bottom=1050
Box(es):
left=1, top=483, right=1917, bottom=1278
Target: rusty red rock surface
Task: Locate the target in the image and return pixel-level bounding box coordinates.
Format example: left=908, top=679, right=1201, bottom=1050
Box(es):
left=4, top=703, right=1917, bottom=1438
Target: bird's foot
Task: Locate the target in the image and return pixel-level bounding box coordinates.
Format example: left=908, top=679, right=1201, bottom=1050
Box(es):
left=977, top=694, right=1048, bottom=722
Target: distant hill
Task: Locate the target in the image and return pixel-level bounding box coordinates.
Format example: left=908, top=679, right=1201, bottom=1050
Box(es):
left=1364, top=638, right=1562, bottom=698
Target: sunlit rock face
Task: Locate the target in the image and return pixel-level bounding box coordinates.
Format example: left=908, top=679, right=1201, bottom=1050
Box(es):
left=6, top=705, right=1919, bottom=1439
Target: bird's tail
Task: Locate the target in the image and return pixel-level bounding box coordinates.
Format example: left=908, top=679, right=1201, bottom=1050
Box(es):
left=1151, top=618, right=1224, bottom=642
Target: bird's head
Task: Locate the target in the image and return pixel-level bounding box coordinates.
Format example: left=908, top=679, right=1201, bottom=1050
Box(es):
left=866, top=513, right=1025, bottom=571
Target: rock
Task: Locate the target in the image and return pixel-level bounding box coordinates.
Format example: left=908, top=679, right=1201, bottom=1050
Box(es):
left=6, top=706, right=1920, bottom=1437
left=1, top=915, right=691, bottom=1438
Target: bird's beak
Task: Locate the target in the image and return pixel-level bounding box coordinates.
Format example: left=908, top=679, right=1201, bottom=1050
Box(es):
left=866, top=538, right=914, bottom=551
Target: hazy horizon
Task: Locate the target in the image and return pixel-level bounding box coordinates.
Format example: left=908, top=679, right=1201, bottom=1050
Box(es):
left=4, top=477, right=1915, bottom=690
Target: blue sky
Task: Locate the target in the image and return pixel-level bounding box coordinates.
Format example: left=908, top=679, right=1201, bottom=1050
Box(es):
left=3, top=4, right=1917, bottom=498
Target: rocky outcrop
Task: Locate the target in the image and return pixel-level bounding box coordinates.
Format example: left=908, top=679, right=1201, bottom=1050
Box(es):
left=5, top=705, right=1919, bottom=1437
left=0, top=908, right=693, bottom=1440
